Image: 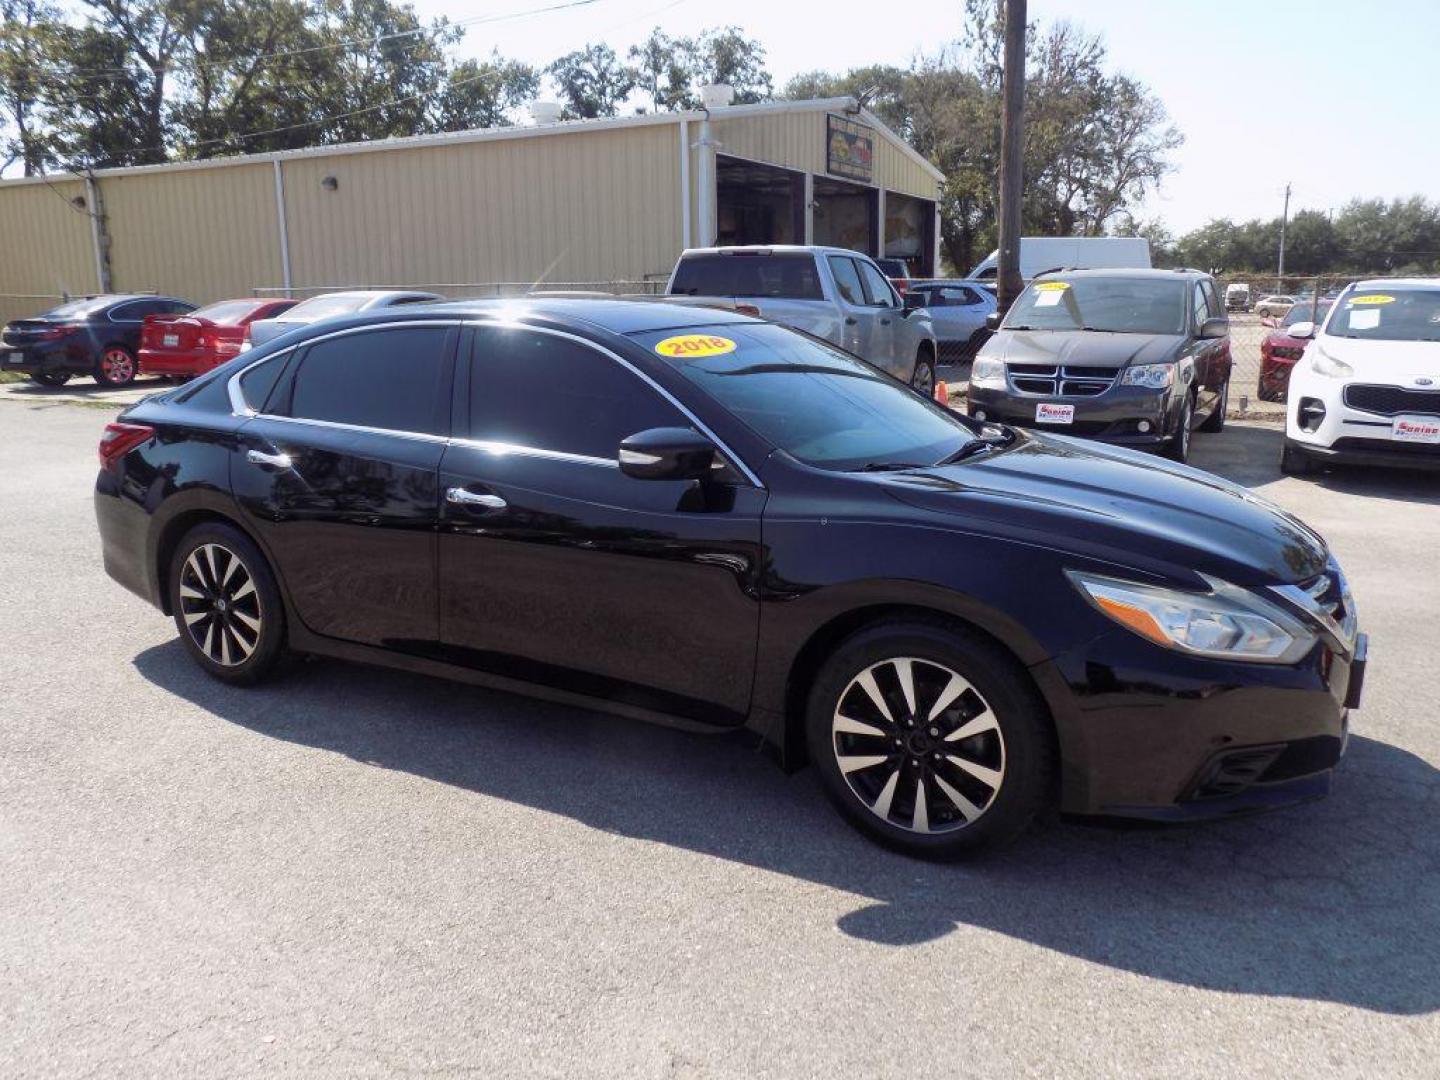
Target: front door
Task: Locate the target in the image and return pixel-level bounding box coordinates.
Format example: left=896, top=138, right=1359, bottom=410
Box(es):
left=854, top=257, right=904, bottom=378
left=231, top=321, right=458, bottom=649
left=436, top=325, right=766, bottom=725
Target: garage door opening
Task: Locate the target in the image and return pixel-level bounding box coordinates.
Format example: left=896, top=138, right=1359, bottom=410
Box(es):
left=812, top=175, right=875, bottom=255
left=716, top=156, right=805, bottom=246
left=885, top=191, right=936, bottom=277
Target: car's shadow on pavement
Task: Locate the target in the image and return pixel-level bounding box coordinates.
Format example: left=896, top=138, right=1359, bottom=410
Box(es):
left=1192, top=420, right=1440, bottom=502
left=135, top=641, right=1440, bottom=1016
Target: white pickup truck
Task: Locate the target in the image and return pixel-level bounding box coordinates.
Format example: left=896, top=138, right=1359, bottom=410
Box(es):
left=664, top=245, right=941, bottom=394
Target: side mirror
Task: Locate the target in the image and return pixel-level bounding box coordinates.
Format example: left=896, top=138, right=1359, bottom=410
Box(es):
left=618, top=427, right=720, bottom=481
left=1199, top=316, right=1229, bottom=340
left=1287, top=321, right=1315, bottom=340
left=903, top=291, right=926, bottom=312
left=985, top=311, right=1003, bottom=332
left=1260, top=316, right=1278, bottom=328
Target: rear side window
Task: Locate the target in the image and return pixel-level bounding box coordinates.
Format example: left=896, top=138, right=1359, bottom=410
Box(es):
left=468, top=328, right=683, bottom=459
left=286, top=326, right=452, bottom=435
left=827, top=256, right=866, bottom=305
left=669, top=253, right=823, bottom=299
left=238, top=352, right=293, bottom=412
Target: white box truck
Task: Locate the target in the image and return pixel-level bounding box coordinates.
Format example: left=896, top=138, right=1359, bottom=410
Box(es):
left=968, top=237, right=1151, bottom=282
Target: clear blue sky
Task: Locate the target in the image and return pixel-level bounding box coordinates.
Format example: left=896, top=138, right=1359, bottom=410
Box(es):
left=417, top=0, right=1439, bottom=235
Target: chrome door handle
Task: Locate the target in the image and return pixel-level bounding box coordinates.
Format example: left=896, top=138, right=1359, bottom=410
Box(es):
left=246, top=449, right=292, bottom=469
left=446, top=487, right=506, bottom=510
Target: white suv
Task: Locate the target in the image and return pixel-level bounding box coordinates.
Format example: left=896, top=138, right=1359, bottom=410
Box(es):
left=1282, top=278, right=1440, bottom=475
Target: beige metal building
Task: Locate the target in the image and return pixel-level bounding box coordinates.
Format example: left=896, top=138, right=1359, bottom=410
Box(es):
left=0, top=97, right=943, bottom=326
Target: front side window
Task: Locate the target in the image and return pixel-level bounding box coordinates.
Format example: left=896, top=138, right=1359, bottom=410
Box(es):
left=827, top=256, right=866, bottom=305
left=468, top=328, right=683, bottom=459
left=1322, top=288, right=1440, bottom=342
left=633, top=322, right=976, bottom=471
left=1004, top=276, right=1188, bottom=335
left=286, top=326, right=452, bottom=435
left=857, top=260, right=897, bottom=308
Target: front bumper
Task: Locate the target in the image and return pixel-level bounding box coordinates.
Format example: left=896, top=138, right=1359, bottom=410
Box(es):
left=1286, top=369, right=1440, bottom=469
left=1031, top=622, right=1364, bottom=821
left=967, top=382, right=1176, bottom=447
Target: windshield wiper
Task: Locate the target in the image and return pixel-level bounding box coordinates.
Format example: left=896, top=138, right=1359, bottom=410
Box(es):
left=854, top=461, right=927, bottom=472
left=936, top=428, right=1017, bottom=466
left=1078, top=326, right=1121, bottom=333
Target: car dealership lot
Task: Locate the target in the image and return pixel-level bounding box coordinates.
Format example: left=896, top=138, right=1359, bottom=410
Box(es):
left=3, top=403, right=1438, bottom=1077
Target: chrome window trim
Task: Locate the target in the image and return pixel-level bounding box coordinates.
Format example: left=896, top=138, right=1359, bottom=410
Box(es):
left=462, top=319, right=766, bottom=489
left=225, top=316, right=765, bottom=487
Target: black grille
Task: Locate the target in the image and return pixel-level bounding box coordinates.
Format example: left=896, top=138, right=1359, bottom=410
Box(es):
left=1344, top=383, right=1440, bottom=416
left=1006, top=363, right=1120, bottom=397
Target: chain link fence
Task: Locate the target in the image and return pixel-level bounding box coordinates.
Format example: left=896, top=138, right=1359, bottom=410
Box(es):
left=252, top=280, right=668, bottom=301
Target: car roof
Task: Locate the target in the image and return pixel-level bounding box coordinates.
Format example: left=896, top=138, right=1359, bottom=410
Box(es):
left=1351, top=277, right=1440, bottom=291
left=1036, top=267, right=1207, bottom=281
left=418, top=297, right=761, bottom=335
left=679, top=245, right=877, bottom=260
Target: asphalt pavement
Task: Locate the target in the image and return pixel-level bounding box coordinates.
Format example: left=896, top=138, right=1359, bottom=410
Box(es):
left=2, top=401, right=1438, bottom=1078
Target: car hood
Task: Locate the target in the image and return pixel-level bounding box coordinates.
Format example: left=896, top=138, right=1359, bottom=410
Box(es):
left=985, top=329, right=1185, bottom=368
left=882, top=431, right=1328, bottom=586
left=1313, top=335, right=1440, bottom=379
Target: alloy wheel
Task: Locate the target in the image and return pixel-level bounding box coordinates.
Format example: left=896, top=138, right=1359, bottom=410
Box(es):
left=832, top=656, right=1006, bottom=834
left=178, top=543, right=262, bottom=667
left=100, top=348, right=135, bottom=385
left=911, top=360, right=935, bottom=396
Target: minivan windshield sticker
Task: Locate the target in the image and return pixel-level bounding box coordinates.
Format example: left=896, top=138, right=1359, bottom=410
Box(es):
left=1033, top=282, right=1069, bottom=308
left=1034, top=282, right=1069, bottom=291
left=655, top=334, right=737, bottom=358
left=1349, top=294, right=1394, bottom=305
left=1348, top=309, right=1381, bottom=331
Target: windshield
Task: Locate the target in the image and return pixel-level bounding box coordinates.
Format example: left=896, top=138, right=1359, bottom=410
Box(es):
left=284, top=294, right=372, bottom=320
left=1322, top=289, right=1440, bottom=342
left=1003, top=276, right=1187, bottom=334
left=40, top=297, right=113, bottom=319
left=630, top=322, right=977, bottom=471
left=1282, top=301, right=1331, bottom=328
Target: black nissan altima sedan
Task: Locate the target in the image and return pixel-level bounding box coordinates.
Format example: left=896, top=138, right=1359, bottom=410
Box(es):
left=94, top=298, right=1367, bottom=856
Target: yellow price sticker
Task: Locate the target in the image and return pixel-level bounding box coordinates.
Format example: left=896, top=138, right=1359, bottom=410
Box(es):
left=654, top=334, right=737, bottom=358
left=1034, top=282, right=1070, bottom=291
left=1349, top=294, right=1395, bottom=305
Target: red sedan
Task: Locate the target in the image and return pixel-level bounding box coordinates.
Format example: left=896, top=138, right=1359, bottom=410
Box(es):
left=1258, top=300, right=1332, bottom=402
left=139, top=298, right=299, bottom=378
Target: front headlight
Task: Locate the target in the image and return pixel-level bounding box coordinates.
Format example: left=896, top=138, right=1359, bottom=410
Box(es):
left=1120, top=363, right=1176, bottom=389
left=1067, top=570, right=1315, bottom=663
left=970, top=357, right=1005, bottom=387
left=1309, top=346, right=1352, bottom=379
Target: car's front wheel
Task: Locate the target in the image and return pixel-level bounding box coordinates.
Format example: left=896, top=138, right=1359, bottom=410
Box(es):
left=805, top=621, right=1054, bottom=857
left=1199, top=377, right=1228, bottom=433
left=94, top=345, right=138, bottom=387
left=169, top=522, right=287, bottom=685
left=910, top=349, right=936, bottom=396
left=1280, top=440, right=1317, bottom=477
left=1163, top=392, right=1194, bottom=463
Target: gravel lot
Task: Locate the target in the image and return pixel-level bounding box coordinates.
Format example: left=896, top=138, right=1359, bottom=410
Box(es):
left=3, top=401, right=1438, bottom=1078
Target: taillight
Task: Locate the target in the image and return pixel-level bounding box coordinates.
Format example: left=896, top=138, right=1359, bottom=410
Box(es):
left=99, top=422, right=155, bottom=471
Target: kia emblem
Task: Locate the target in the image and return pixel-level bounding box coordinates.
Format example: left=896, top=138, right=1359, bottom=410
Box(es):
left=1418, top=377, right=1435, bottom=387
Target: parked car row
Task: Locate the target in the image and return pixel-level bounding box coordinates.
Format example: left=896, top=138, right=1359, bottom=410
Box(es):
left=1, top=289, right=443, bottom=388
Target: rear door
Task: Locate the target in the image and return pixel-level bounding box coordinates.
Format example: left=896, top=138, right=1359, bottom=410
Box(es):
left=436, top=324, right=765, bottom=725
left=231, top=321, right=458, bottom=649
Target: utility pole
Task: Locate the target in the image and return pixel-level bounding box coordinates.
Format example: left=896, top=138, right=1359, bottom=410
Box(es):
left=995, top=0, right=1027, bottom=313
left=1276, top=181, right=1291, bottom=291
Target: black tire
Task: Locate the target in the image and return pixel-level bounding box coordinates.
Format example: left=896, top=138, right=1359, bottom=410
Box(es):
left=94, top=344, right=138, bottom=387
left=1162, top=391, right=1194, bottom=463
left=805, top=620, right=1055, bottom=858
left=168, top=522, right=287, bottom=685
left=1280, top=440, right=1316, bottom=477
left=29, top=371, right=71, bottom=387
left=1199, top=377, right=1228, bottom=433
left=910, top=349, right=936, bottom=397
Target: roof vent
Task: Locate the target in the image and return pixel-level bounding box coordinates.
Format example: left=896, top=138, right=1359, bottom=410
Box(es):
left=530, top=101, right=563, bottom=125
left=699, top=84, right=735, bottom=109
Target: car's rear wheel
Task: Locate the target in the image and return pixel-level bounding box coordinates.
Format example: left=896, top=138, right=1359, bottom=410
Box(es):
left=169, top=523, right=286, bottom=685
left=910, top=349, right=936, bottom=396
left=805, top=621, right=1054, bottom=857
left=1280, top=440, right=1317, bottom=477
left=29, top=371, right=70, bottom=387
left=94, top=345, right=137, bottom=387
left=1199, top=377, right=1228, bottom=433
left=1162, top=391, right=1194, bottom=462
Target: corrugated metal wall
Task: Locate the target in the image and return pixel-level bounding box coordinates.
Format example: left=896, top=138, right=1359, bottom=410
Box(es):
left=0, top=177, right=95, bottom=326
left=280, top=123, right=681, bottom=293
left=102, top=163, right=282, bottom=303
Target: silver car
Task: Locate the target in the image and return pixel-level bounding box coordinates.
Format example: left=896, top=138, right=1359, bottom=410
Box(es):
left=243, top=289, right=443, bottom=351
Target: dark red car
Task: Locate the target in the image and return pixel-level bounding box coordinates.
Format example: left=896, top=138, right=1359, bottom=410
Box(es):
left=139, top=298, right=299, bottom=378
left=1258, top=300, right=1332, bottom=402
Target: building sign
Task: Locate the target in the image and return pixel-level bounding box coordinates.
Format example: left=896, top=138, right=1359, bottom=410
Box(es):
left=826, top=115, right=874, bottom=183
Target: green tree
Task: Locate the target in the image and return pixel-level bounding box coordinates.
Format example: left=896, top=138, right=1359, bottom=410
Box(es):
left=0, top=0, right=64, bottom=173
left=628, top=28, right=695, bottom=112
left=432, top=54, right=537, bottom=131
left=693, top=27, right=771, bottom=104
left=547, top=43, right=634, bottom=119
